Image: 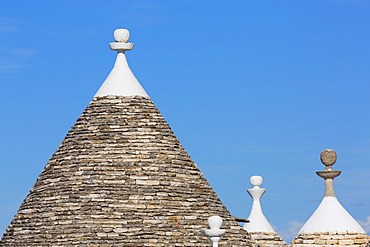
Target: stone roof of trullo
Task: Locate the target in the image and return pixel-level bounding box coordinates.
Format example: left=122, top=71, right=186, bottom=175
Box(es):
left=0, top=29, right=252, bottom=246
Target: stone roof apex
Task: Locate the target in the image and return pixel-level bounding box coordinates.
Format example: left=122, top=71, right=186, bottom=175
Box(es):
left=94, top=28, right=148, bottom=98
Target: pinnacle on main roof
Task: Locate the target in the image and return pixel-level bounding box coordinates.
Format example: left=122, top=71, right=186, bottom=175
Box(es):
left=299, top=149, right=365, bottom=234
left=0, top=28, right=251, bottom=246
left=243, top=175, right=275, bottom=233
left=94, top=29, right=148, bottom=97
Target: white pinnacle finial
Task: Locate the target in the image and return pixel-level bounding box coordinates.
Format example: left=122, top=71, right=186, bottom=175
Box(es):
left=250, top=175, right=263, bottom=188
left=114, top=29, right=130, bottom=42
left=94, top=28, right=148, bottom=98
left=243, top=175, right=275, bottom=233
left=109, top=28, right=135, bottom=52
left=202, top=216, right=226, bottom=247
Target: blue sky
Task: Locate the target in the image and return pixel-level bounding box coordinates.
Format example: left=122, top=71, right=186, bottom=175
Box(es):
left=1, top=0, right=370, bottom=242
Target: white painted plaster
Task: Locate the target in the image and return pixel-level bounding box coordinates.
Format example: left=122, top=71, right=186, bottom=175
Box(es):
left=202, top=216, right=226, bottom=247
left=243, top=176, right=275, bottom=233
left=299, top=196, right=365, bottom=234
left=114, top=29, right=130, bottom=43
left=94, top=29, right=148, bottom=98
left=299, top=149, right=365, bottom=234
left=250, top=175, right=263, bottom=187
left=208, top=216, right=223, bottom=230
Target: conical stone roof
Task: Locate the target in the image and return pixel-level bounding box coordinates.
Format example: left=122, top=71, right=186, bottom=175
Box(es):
left=0, top=29, right=251, bottom=246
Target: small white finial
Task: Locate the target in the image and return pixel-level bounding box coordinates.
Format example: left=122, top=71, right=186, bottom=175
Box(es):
left=114, top=29, right=130, bottom=43
left=109, top=28, right=134, bottom=52
left=250, top=175, right=263, bottom=188
left=208, top=216, right=223, bottom=229
left=244, top=175, right=275, bottom=233
left=202, top=216, right=226, bottom=247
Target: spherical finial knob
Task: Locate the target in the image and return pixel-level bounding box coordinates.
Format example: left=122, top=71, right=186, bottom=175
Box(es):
left=208, top=216, right=223, bottom=229
left=114, top=29, right=130, bottom=43
left=320, top=149, right=337, bottom=167
left=250, top=175, right=263, bottom=187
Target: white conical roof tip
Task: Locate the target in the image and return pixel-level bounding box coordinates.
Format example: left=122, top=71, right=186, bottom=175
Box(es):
left=94, top=28, right=148, bottom=98
left=244, top=175, right=275, bottom=233
left=298, top=149, right=365, bottom=234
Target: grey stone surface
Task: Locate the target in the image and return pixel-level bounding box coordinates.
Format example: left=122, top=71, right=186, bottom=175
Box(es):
left=291, top=232, right=370, bottom=247
left=0, top=96, right=252, bottom=246
left=249, top=232, right=286, bottom=247
left=320, top=149, right=337, bottom=167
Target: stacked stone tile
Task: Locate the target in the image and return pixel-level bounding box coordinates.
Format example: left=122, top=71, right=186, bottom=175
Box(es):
left=249, top=232, right=286, bottom=247
left=0, top=96, right=252, bottom=246
left=291, top=232, right=370, bottom=247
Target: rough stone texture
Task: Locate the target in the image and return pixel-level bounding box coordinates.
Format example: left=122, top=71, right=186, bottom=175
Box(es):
left=1, top=96, right=252, bottom=246
left=291, top=232, right=370, bottom=247
left=249, top=232, right=286, bottom=247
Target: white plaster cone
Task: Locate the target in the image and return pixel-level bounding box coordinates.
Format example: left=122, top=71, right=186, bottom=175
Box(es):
left=243, top=176, right=275, bottom=233
left=299, top=149, right=366, bottom=234
left=299, top=196, right=365, bottom=234
left=95, top=52, right=148, bottom=97
left=94, top=29, right=148, bottom=98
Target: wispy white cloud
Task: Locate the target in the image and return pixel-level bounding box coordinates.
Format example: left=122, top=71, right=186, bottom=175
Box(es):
left=276, top=220, right=304, bottom=244
left=357, top=216, right=370, bottom=233
left=0, top=17, right=35, bottom=73
left=0, top=49, right=35, bottom=73
left=8, top=49, right=37, bottom=58
left=0, top=63, right=26, bottom=73
left=0, top=17, right=19, bottom=32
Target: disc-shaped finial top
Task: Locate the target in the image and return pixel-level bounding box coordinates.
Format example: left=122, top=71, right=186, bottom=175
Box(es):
left=109, top=28, right=134, bottom=51
left=250, top=175, right=263, bottom=187
left=320, top=149, right=337, bottom=169
left=114, top=29, right=130, bottom=43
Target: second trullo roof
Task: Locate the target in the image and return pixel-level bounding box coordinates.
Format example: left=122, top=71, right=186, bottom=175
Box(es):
left=299, top=149, right=365, bottom=234
left=0, top=29, right=251, bottom=246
